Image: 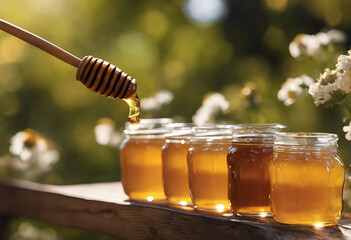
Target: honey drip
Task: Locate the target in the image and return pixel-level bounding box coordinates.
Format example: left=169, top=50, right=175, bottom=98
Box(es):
left=123, top=93, right=141, bottom=125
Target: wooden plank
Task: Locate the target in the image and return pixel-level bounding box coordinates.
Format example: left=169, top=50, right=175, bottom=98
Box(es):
left=0, top=179, right=350, bottom=240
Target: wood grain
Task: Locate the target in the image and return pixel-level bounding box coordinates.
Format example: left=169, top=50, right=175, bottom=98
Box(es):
left=0, top=179, right=350, bottom=240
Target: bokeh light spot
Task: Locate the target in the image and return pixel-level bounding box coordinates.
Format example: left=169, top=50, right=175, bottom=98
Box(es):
left=314, top=222, right=324, bottom=228
left=265, top=0, right=288, bottom=12
left=183, top=0, right=228, bottom=24
left=140, top=10, right=169, bottom=38
left=0, top=36, right=26, bottom=64
left=263, top=26, right=285, bottom=50
left=216, top=204, right=225, bottom=212
left=0, top=94, right=20, bottom=116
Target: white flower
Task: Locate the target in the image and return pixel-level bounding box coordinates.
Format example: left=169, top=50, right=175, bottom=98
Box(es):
left=289, top=34, right=321, bottom=58
left=315, top=32, right=330, bottom=45
left=308, top=82, right=339, bottom=106
left=308, top=68, right=349, bottom=106
left=94, top=118, right=123, bottom=147
left=343, top=121, right=351, bottom=141
left=289, top=30, right=346, bottom=58
left=278, top=75, right=314, bottom=106
left=9, top=129, right=59, bottom=177
left=192, top=92, right=230, bottom=124
left=325, top=29, right=346, bottom=44
left=316, top=29, right=346, bottom=45
left=154, top=90, right=174, bottom=105
left=336, top=52, right=351, bottom=93
left=141, top=90, right=174, bottom=111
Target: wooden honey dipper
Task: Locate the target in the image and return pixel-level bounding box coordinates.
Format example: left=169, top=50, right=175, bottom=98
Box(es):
left=0, top=19, right=140, bottom=124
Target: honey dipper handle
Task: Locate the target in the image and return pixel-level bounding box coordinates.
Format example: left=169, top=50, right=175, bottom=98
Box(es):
left=0, top=19, right=81, bottom=67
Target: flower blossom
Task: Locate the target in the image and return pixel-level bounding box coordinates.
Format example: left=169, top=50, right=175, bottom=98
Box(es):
left=94, top=118, right=123, bottom=147
left=336, top=51, right=351, bottom=94
left=308, top=50, right=351, bottom=106
left=308, top=68, right=348, bottom=106
left=9, top=129, right=59, bottom=177
left=278, top=75, right=314, bottom=106
left=141, top=90, right=174, bottom=111
left=315, top=29, right=346, bottom=45
left=289, top=34, right=321, bottom=58
left=344, top=121, right=351, bottom=141
left=289, top=29, right=346, bottom=58
left=192, top=92, right=230, bottom=125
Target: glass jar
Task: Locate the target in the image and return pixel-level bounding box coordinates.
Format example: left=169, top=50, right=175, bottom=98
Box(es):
left=227, top=124, right=285, bottom=216
left=187, top=125, right=232, bottom=212
left=119, top=118, right=173, bottom=201
left=270, top=133, right=345, bottom=226
left=162, top=123, right=194, bottom=206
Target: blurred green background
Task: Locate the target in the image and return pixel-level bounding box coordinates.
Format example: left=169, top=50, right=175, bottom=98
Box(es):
left=1, top=0, right=351, bottom=239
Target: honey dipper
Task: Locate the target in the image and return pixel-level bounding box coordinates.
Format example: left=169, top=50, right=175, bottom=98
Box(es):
left=0, top=19, right=140, bottom=124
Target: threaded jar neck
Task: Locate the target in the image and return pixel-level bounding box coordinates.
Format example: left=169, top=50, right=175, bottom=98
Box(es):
left=124, top=118, right=173, bottom=138
left=164, top=123, right=195, bottom=143
left=274, top=132, right=338, bottom=151
left=232, top=124, right=286, bottom=143
left=191, top=124, right=233, bottom=143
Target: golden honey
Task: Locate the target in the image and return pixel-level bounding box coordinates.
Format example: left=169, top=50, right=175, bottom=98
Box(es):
left=123, top=93, right=141, bottom=125
left=162, top=140, right=191, bottom=205
left=119, top=118, right=173, bottom=201
left=270, top=133, right=345, bottom=226
left=187, top=125, right=232, bottom=211
left=227, top=124, right=285, bottom=216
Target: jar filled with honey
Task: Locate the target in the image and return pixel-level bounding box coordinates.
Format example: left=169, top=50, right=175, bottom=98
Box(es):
left=119, top=118, right=173, bottom=201
left=270, top=133, right=345, bottom=226
left=227, top=124, right=285, bottom=216
left=162, top=123, right=194, bottom=206
left=187, top=125, right=232, bottom=212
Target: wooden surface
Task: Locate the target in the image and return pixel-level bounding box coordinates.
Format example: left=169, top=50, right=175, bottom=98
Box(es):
left=0, top=179, right=351, bottom=240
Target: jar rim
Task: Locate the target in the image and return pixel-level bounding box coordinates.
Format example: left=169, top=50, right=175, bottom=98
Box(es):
left=232, top=123, right=286, bottom=140
left=124, top=118, right=173, bottom=135
left=192, top=124, right=232, bottom=137
left=165, top=138, right=191, bottom=143
left=232, top=123, right=286, bottom=130
left=165, top=122, right=196, bottom=130
left=274, top=132, right=338, bottom=146
left=190, top=135, right=232, bottom=142
left=193, top=124, right=232, bottom=130
left=165, top=130, right=193, bottom=140
left=232, top=136, right=274, bottom=143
